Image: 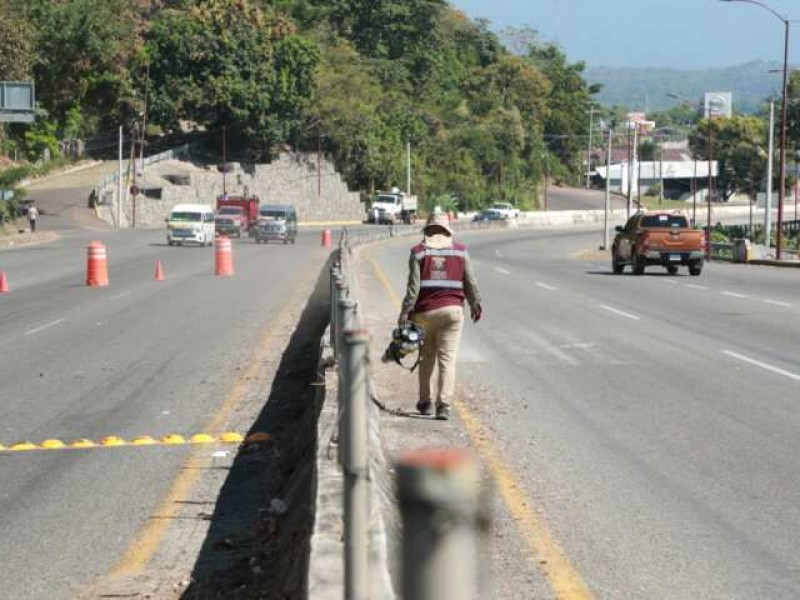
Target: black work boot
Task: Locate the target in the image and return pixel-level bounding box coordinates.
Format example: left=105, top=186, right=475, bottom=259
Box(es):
left=416, top=401, right=432, bottom=416
left=435, top=405, right=450, bottom=421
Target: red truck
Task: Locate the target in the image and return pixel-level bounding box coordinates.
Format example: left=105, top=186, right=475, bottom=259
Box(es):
left=612, top=211, right=706, bottom=276
left=215, top=193, right=260, bottom=238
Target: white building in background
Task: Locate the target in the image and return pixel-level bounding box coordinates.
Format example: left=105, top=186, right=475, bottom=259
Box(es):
left=594, top=160, right=719, bottom=200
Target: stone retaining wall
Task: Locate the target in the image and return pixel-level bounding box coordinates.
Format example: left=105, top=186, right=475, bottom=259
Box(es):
left=97, top=152, right=365, bottom=228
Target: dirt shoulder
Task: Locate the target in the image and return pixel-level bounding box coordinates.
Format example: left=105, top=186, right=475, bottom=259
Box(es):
left=0, top=223, right=60, bottom=248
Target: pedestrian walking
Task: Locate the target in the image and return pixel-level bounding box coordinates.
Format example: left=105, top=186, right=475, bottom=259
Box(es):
left=27, top=203, right=39, bottom=233
left=398, top=213, right=482, bottom=420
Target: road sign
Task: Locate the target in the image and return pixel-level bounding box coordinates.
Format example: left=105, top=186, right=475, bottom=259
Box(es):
left=0, top=81, right=35, bottom=123
left=129, top=185, right=140, bottom=196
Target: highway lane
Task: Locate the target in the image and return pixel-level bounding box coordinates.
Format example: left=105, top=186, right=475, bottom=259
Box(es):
left=0, top=229, right=329, bottom=599
left=372, top=227, right=800, bottom=599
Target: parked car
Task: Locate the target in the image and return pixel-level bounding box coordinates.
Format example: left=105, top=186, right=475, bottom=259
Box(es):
left=473, top=209, right=504, bottom=222
left=489, top=202, right=519, bottom=219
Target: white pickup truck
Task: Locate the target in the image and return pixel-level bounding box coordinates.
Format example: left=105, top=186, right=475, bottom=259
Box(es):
left=489, top=202, right=520, bottom=219
left=368, top=188, right=418, bottom=225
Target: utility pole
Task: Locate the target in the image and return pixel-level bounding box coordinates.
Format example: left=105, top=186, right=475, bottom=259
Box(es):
left=117, top=126, right=123, bottom=229
left=130, top=123, right=137, bottom=229
left=692, top=158, right=698, bottom=226
left=543, top=154, right=550, bottom=211
left=659, top=137, right=665, bottom=204
left=766, top=100, right=775, bottom=251
left=707, top=120, right=714, bottom=259
left=140, top=62, right=150, bottom=176
left=222, top=125, right=227, bottom=197
left=406, top=138, right=411, bottom=194
left=317, top=131, right=322, bottom=198
left=602, top=127, right=612, bottom=250
left=626, top=126, right=633, bottom=217
left=586, top=106, right=595, bottom=189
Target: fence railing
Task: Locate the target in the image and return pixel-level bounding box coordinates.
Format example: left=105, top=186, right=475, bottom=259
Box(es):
left=95, top=143, right=193, bottom=192
left=329, top=229, right=485, bottom=600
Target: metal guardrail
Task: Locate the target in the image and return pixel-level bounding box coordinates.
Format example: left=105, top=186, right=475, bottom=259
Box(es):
left=95, top=144, right=192, bottom=191
left=329, top=229, right=484, bottom=600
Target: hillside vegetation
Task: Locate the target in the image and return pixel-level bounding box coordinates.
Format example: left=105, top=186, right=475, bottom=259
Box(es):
left=586, top=61, right=782, bottom=114
left=0, top=0, right=599, bottom=211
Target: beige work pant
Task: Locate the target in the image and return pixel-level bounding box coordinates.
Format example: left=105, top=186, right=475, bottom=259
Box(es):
left=413, top=305, right=464, bottom=408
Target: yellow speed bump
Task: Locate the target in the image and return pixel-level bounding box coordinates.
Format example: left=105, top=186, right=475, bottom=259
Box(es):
left=101, top=436, right=127, bottom=447
left=162, top=434, right=187, bottom=445
left=245, top=432, right=272, bottom=444
left=131, top=435, right=157, bottom=446
left=190, top=433, right=216, bottom=444
left=41, top=439, right=66, bottom=449
left=71, top=439, right=97, bottom=449
left=219, top=432, right=244, bottom=444
left=11, top=441, right=38, bottom=451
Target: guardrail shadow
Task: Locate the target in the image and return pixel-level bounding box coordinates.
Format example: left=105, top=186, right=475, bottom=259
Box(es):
left=181, top=255, right=333, bottom=599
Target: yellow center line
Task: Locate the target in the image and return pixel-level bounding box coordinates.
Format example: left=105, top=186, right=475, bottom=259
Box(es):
left=368, top=248, right=594, bottom=600
left=109, top=258, right=320, bottom=577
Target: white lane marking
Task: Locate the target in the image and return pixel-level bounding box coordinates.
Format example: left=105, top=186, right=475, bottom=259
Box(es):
left=536, top=282, right=556, bottom=291
left=762, top=298, right=792, bottom=308
left=723, top=350, right=800, bottom=382
left=722, top=291, right=748, bottom=299
left=495, top=267, right=511, bottom=275
left=600, top=305, right=641, bottom=321
left=662, top=279, right=678, bottom=285
left=684, top=284, right=707, bottom=290
left=25, top=318, right=65, bottom=336
left=495, top=249, right=504, bottom=258
left=110, top=291, right=131, bottom=301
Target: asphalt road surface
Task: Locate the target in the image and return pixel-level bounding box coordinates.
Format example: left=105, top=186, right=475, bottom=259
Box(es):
left=0, top=228, right=328, bottom=599
left=370, top=226, right=800, bottom=599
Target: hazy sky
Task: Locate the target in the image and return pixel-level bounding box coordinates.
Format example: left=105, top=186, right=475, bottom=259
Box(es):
left=450, top=0, right=800, bottom=70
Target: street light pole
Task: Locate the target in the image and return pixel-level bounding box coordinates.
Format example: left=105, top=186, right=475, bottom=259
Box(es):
left=720, top=0, right=792, bottom=258
left=586, top=106, right=595, bottom=189
left=778, top=18, right=790, bottom=258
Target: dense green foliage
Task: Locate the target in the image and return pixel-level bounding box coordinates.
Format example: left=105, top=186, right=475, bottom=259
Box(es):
left=0, top=0, right=603, bottom=208
left=689, top=115, right=767, bottom=201
left=586, top=60, right=783, bottom=114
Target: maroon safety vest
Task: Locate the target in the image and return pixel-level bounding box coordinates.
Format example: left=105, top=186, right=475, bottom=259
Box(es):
left=411, top=241, right=468, bottom=314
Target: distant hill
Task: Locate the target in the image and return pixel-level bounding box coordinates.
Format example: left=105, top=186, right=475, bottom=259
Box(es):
left=585, top=60, right=783, bottom=113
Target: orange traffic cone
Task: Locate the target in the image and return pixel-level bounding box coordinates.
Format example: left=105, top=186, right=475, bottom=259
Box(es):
left=85, top=240, right=109, bottom=287
left=154, top=260, right=165, bottom=281
left=0, top=271, right=9, bottom=294
left=321, top=228, right=331, bottom=248
left=215, top=236, right=234, bottom=276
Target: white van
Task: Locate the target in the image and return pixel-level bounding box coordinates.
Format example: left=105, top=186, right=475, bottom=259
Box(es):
left=166, top=204, right=216, bottom=246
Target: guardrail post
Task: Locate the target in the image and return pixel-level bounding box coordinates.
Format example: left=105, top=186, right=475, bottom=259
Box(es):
left=330, top=264, right=341, bottom=357
left=334, top=279, right=347, bottom=358
left=397, top=448, right=482, bottom=600
left=341, top=329, right=370, bottom=600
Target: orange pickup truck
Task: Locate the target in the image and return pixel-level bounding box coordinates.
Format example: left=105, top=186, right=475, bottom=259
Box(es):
left=612, top=211, right=706, bottom=276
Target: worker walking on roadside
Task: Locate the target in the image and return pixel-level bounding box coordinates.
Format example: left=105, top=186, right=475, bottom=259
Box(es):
left=398, top=213, right=482, bottom=420
left=27, top=203, right=38, bottom=233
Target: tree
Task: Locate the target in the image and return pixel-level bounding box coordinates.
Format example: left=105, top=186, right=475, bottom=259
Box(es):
left=689, top=115, right=767, bottom=200
left=15, top=0, right=141, bottom=133
left=145, top=1, right=319, bottom=157
left=0, top=3, right=35, bottom=80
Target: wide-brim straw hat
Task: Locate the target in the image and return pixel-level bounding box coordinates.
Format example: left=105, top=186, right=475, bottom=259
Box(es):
left=422, top=213, right=453, bottom=236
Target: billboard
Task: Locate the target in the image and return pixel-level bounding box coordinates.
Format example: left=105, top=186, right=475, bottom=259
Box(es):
left=0, top=81, right=35, bottom=123
left=704, top=92, right=732, bottom=119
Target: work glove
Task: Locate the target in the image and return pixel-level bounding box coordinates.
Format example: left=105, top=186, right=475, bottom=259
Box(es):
left=471, top=303, right=482, bottom=322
